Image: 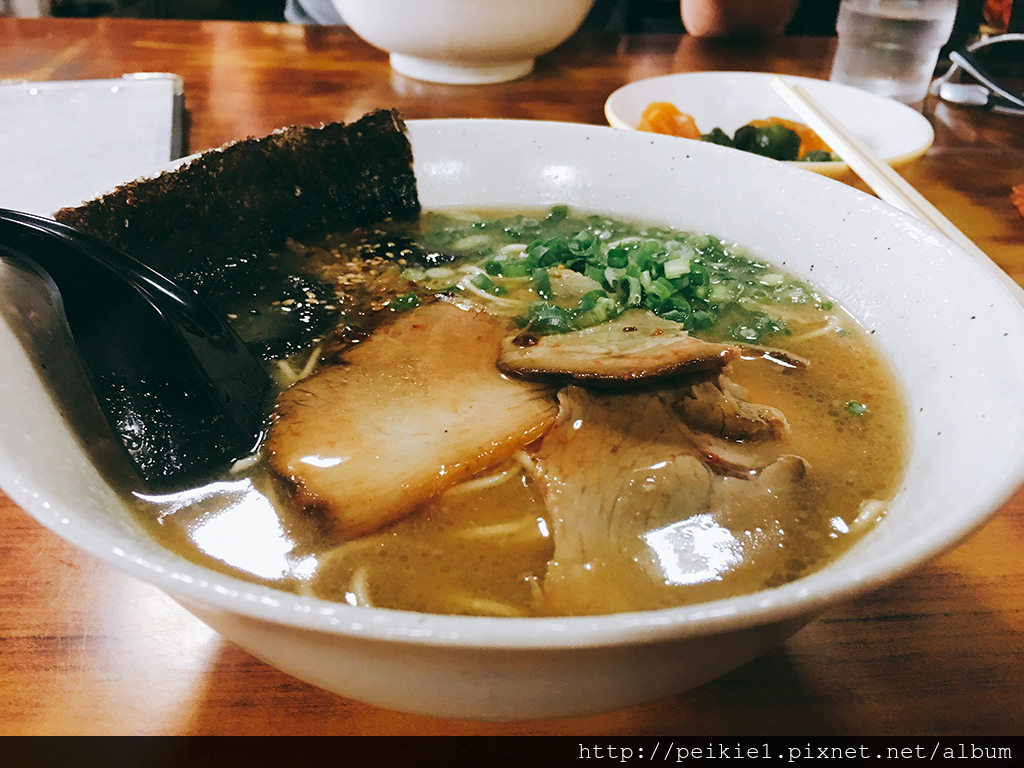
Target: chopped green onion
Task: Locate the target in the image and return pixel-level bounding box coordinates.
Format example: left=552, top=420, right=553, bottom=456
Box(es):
left=545, top=205, right=569, bottom=222
left=401, top=267, right=427, bottom=282
left=607, top=247, right=629, bottom=269
left=663, top=257, right=691, bottom=279
left=709, top=284, right=733, bottom=303
left=584, top=264, right=606, bottom=284
left=532, top=267, right=553, bottom=300
left=517, top=301, right=574, bottom=334
left=413, top=205, right=811, bottom=341
left=469, top=273, right=507, bottom=295
left=390, top=292, right=420, bottom=311
left=604, top=266, right=624, bottom=288
left=648, top=277, right=675, bottom=302
left=623, top=275, right=643, bottom=306
left=572, top=291, right=620, bottom=328
left=500, top=259, right=531, bottom=278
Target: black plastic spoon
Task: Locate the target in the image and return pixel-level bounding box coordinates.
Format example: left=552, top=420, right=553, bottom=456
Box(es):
left=0, top=208, right=275, bottom=491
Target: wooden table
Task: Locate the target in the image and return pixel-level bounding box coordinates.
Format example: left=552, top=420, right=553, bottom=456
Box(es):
left=2, top=17, right=1023, bottom=738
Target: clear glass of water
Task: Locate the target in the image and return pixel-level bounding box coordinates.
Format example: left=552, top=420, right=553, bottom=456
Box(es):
left=829, top=0, right=959, bottom=104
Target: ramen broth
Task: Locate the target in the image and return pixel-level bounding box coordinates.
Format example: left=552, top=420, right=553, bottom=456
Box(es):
left=133, top=207, right=909, bottom=617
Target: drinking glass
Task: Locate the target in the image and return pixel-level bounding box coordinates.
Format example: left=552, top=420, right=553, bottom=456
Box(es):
left=829, top=0, right=959, bottom=104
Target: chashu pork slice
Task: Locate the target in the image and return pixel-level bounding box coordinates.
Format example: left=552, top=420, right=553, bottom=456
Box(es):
left=267, top=300, right=558, bottom=537
left=498, top=309, right=739, bottom=385
left=667, top=373, right=792, bottom=473
left=534, top=385, right=808, bottom=615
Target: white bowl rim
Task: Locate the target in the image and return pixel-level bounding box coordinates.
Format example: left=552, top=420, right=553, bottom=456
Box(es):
left=5, top=117, right=1024, bottom=652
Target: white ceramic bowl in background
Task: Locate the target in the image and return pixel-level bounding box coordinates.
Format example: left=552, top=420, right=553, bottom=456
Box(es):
left=331, top=0, right=595, bottom=84
left=605, top=71, right=936, bottom=177
left=3, top=119, right=1024, bottom=721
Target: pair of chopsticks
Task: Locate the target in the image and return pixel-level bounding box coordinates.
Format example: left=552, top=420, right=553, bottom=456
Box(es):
left=770, top=75, right=1024, bottom=304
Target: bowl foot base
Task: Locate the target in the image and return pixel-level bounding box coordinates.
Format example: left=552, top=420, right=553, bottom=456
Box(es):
left=389, top=53, right=534, bottom=84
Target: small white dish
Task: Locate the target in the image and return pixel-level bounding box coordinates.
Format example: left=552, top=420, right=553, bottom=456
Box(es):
left=605, top=71, right=935, bottom=177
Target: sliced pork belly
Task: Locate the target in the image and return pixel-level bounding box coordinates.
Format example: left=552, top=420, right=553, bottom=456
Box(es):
left=668, top=373, right=791, bottom=472
left=534, top=384, right=807, bottom=615
left=498, top=309, right=739, bottom=385
left=266, top=300, right=558, bottom=537
left=535, top=387, right=712, bottom=614
left=673, top=377, right=788, bottom=443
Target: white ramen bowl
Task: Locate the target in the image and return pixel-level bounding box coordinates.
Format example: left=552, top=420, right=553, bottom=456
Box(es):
left=3, top=119, right=1024, bottom=721
left=331, top=0, right=595, bottom=84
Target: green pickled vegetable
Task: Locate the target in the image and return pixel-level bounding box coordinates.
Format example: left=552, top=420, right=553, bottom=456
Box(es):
left=700, top=127, right=735, bottom=148
left=801, top=149, right=837, bottom=162
left=733, top=124, right=802, bottom=161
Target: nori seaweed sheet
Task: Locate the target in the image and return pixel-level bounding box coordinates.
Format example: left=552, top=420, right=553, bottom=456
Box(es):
left=54, top=109, right=420, bottom=292
left=40, top=110, right=420, bottom=488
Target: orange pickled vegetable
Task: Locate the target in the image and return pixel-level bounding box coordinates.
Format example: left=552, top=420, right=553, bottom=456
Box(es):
left=746, top=117, right=832, bottom=158
left=638, top=102, right=701, bottom=140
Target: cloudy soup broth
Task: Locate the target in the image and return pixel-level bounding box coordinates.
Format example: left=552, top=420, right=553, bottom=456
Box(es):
left=133, top=206, right=909, bottom=617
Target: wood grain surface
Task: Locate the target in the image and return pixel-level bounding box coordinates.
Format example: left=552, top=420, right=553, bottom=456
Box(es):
left=1, top=17, right=1022, bottom=737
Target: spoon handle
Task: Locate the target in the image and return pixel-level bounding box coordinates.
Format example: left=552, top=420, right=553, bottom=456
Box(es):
left=948, top=49, right=1024, bottom=109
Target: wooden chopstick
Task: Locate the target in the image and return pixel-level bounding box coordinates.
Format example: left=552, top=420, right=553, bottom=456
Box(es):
left=770, top=75, right=1024, bottom=303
